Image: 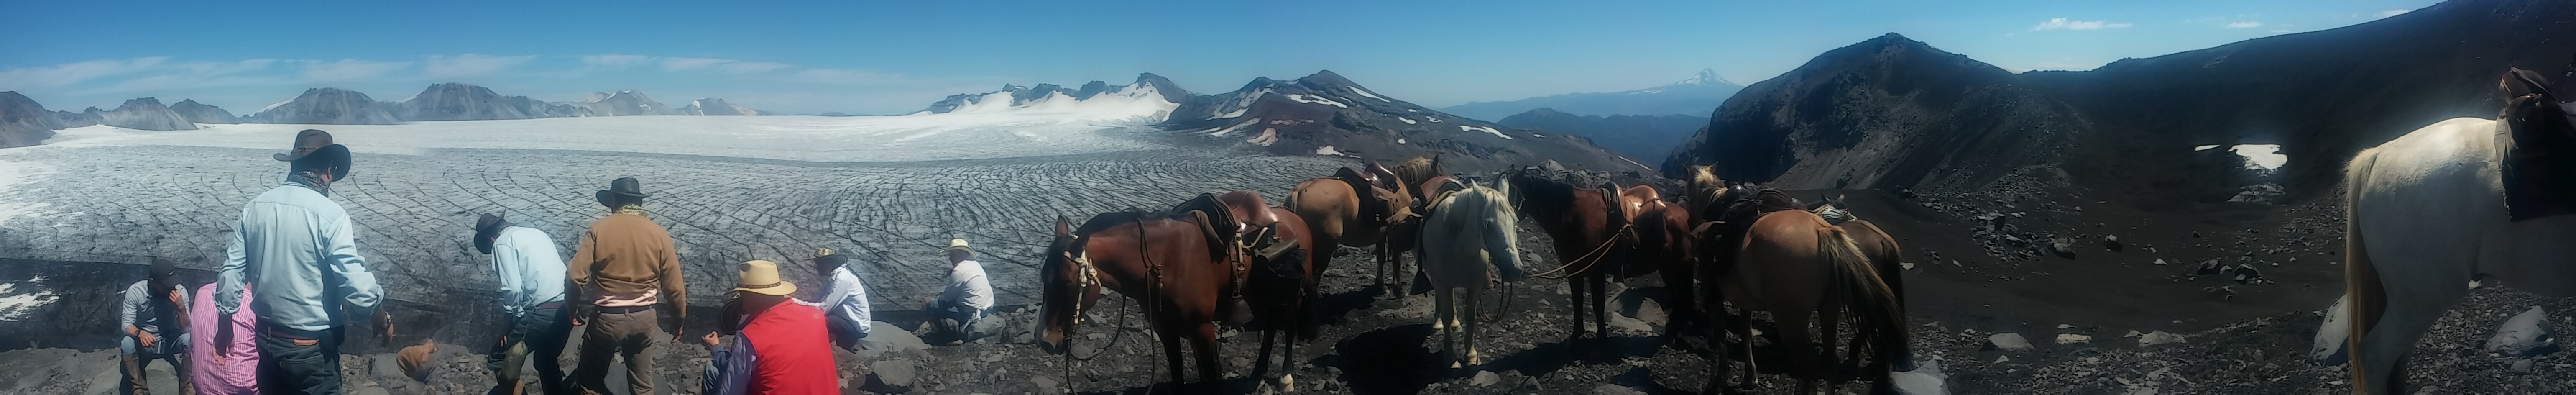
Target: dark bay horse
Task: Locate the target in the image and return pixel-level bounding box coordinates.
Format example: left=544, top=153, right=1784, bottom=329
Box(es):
left=1035, top=207, right=1257, bottom=389
left=1285, top=163, right=1416, bottom=293
left=1503, top=168, right=1636, bottom=341
left=1218, top=191, right=1323, bottom=390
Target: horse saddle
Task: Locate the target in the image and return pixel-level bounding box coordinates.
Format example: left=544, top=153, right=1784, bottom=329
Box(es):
left=1812, top=204, right=1854, bottom=226
left=1332, top=166, right=1395, bottom=225
left=2498, top=99, right=2576, bottom=222
left=1618, top=185, right=1661, bottom=222
left=1702, top=187, right=1807, bottom=269
left=1166, top=193, right=1247, bottom=262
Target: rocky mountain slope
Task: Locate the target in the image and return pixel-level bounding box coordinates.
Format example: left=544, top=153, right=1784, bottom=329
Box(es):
left=1161, top=70, right=1645, bottom=174
left=95, top=97, right=197, bottom=131
left=675, top=97, right=774, bottom=116
left=572, top=90, right=681, bottom=116
left=243, top=87, right=405, bottom=125
left=1440, top=69, right=1743, bottom=121
left=1665, top=0, right=2576, bottom=210
left=394, top=82, right=590, bottom=121
left=0, top=92, right=59, bottom=148
left=1497, top=108, right=1707, bottom=166
left=917, top=73, right=1190, bottom=115
left=167, top=99, right=237, bottom=124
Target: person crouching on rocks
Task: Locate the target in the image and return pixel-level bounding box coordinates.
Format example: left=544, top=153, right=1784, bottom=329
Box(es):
left=700, top=260, right=837, bottom=395
left=569, top=177, right=688, bottom=395
left=475, top=213, right=575, bottom=395
left=120, top=258, right=192, bottom=395
left=807, top=248, right=871, bottom=351
left=215, top=139, right=393, bottom=395
left=920, top=239, right=992, bottom=345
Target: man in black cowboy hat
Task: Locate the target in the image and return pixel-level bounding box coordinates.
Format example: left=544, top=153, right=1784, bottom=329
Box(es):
left=118, top=258, right=193, bottom=395
left=215, top=133, right=391, bottom=395
left=474, top=213, right=573, bottom=395
left=567, top=177, right=685, bottom=395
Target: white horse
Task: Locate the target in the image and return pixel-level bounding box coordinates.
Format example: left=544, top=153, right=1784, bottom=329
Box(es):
left=1417, top=178, right=1528, bottom=368
left=2343, top=69, right=2576, bottom=395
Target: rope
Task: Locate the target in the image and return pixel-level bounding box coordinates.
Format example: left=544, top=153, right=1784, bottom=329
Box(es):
left=1528, top=223, right=1634, bottom=280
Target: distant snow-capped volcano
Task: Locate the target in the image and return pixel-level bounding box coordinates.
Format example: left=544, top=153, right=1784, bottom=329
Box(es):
left=912, top=73, right=1188, bottom=121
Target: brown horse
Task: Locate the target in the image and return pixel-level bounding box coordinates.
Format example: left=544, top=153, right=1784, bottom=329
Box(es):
left=1217, top=191, right=1323, bottom=390
left=1035, top=206, right=1257, bottom=389
left=1702, top=209, right=1910, bottom=395
left=1285, top=163, right=1417, bottom=291
left=1503, top=168, right=1636, bottom=341
left=1629, top=197, right=1703, bottom=336
left=1375, top=155, right=1449, bottom=295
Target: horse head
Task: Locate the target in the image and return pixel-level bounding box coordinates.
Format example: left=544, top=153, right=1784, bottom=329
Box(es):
left=1476, top=182, right=1530, bottom=283
left=2501, top=67, right=2574, bottom=141
left=1035, top=215, right=1102, bottom=354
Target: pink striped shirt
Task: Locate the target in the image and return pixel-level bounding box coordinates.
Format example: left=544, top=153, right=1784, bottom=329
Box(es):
left=189, top=284, right=260, bottom=395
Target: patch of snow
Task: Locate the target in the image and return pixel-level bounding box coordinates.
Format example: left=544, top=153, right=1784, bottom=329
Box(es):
left=1398, top=117, right=1416, bottom=125
left=258, top=98, right=295, bottom=113
left=1210, top=118, right=1260, bottom=136
left=1248, top=128, right=1280, bottom=146
left=1283, top=94, right=1349, bottom=108
left=1314, top=145, right=1357, bottom=157
left=1396, top=138, right=1406, bottom=144
left=1217, top=108, right=1247, bottom=118
left=1619, top=156, right=1653, bottom=172
left=1459, top=125, right=1513, bottom=140
left=1406, top=108, right=1417, bottom=112
left=1531, top=133, right=1544, bottom=138
left=1426, top=117, right=1443, bottom=123
left=2229, top=144, right=2286, bottom=170
left=0, top=278, right=60, bottom=321
left=2193, top=144, right=2219, bottom=151
left=1347, top=87, right=1390, bottom=102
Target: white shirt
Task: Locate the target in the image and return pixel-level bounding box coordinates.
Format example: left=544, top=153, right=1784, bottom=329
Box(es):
left=818, top=266, right=872, bottom=329
left=939, top=260, right=993, bottom=310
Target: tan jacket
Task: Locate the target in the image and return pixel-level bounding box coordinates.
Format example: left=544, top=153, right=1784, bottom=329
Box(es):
left=568, top=212, right=685, bottom=322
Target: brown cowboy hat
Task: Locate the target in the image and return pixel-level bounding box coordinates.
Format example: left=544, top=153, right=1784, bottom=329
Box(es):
left=272, top=129, right=334, bottom=162
left=594, top=177, right=649, bottom=208
left=472, top=213, right=509, bottom=254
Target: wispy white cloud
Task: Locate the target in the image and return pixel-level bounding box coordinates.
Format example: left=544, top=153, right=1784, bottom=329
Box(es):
left=2032, top=18, right=2132, bottom=31
left=298, top=59, right=413, bottom=82
left=659, top=57, right=735, bottom=72
left=720, top=62, right=791, bottom=74
left=424, top=54, right=537, bottom=79
left=2378, top=9, right=2410, bottom=17
left=2226, top=21, right=2262, bottom=28
left=0, top=57, right=172, bottom=89
left=792, top=68, right=911, bottom=85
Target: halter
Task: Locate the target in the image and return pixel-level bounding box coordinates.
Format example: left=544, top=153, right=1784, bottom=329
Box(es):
left=1064, top=251, right=1103, bottom=324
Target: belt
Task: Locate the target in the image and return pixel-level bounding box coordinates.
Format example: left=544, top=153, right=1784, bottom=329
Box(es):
left=534, top=301, right=566, bottom=310
left=262, top=325, right=329, bottom=341
left=596, top=305, right=654, bottom=314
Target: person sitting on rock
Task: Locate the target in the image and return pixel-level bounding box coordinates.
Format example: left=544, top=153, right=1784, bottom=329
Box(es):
left=702, top=260, right=837, bottom=395
left=920, top=239, right=992, bottom=344
left=806, top=248, right=871, bottom=351
left=120, top=259, right=193, bottom=395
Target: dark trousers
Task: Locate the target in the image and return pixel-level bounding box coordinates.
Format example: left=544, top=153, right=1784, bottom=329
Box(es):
left=256, top=326, right=344, bottom=395
left=574, top=308, right=658, bottom=395
left=824, top=315, right=865, bottom=351
left=489, top=306, right=573, bottom=395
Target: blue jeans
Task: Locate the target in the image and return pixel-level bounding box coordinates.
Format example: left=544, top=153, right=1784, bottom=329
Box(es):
left=256, top=326, right=344, bottom=395
left=922, top=300, right=985, bottom=339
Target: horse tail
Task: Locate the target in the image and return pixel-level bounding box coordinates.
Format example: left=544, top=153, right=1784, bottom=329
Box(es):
left=2343, top=148, right=2389, bottom=394
left=1817, top=224, right=1912, bottom=377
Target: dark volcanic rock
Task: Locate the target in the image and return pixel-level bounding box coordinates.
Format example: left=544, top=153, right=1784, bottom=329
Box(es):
left=98, top=97, right=198, bottom=131
left=395, top=82, right=590, bottom=121
left=244, top=87, right=405, bottom=125
left=1441, top=69, right=1743, bottom=121
left=572, top=90, right=680, bottom=116
left=168, top=99, right=238, bottom=124
left=51, top=109, right=99, bottom=128
left=1666, top=0, right=2576, bottom=210
left=0, top=91, right=59, bottom=148
left=1163, top=70, right=1642, bottom=174
left=1498, top=107, right=1706, bottom=163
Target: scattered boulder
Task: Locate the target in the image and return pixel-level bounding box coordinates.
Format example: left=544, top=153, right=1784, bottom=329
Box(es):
left=1985, top=333, right=2033, bottom=351
left=2102, top=235, right=2124, bottom=251
left=2484, top=306, right=2559, bottom=358
left=2139, top=331, right=2185, bottom=346
left=2055, top=333, right=2093, bottom=345
left=1593, top=383, right=1646, bottom=395
left=858, top=321, right=929, bottom=358
left=1890, top=359, right=1949, bottom=395
left=864, top=359, right=917, bottom=393
left=2314, top=295, right=2352, bottom=366
left=1472, top=370, right=1500, bottom=387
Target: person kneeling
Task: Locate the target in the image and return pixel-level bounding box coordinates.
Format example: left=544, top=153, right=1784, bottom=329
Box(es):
left=703, top=260, right=837, bottom=395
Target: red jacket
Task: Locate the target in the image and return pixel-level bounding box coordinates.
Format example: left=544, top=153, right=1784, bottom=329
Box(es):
left=741, top=300, right=838, bottom=395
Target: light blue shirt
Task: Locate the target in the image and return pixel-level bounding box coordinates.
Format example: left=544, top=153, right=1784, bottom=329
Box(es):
left=818, top=266, right=871, bottom=335
left=216, top=181, right=385, bottom=332
left=491, top=226, right=569, bottom=318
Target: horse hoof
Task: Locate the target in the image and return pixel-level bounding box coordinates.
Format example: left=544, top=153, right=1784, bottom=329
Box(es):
left=1449, top=361, right=1464, bottom=369
left=1281, top=374, right=1296, bottom=392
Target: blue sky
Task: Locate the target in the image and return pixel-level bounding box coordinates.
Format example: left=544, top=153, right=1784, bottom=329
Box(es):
left=0, top=0, right=2437, bottom=116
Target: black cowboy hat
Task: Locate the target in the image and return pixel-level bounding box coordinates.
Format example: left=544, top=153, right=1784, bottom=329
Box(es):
left=595, top=177, right=649, bottom=208
left=473, top=213, right=510, bottom=254
left=273, top=129, right=334, bottom=162
left=808, top=248, right=849, bottom=272
left=289, top=144, right=353, bottom=181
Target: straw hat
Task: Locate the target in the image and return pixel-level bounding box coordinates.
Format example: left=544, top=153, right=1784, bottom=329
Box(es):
left=731, top=260, right=797, bottom=296
left=946, top=238, right=972, bottom=253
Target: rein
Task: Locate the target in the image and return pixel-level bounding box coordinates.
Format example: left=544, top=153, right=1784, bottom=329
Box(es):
left=1528, top=222, right=1634, bottom=280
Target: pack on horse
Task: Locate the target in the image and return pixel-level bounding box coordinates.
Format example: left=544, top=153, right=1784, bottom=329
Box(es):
left=1285, top=163, right=1418, bottom=296
left=1214, top=190, right=1324, bottom=390
left=1035, top=192, right=1302, bottom=389
left=1376, top=155, right=1451, bottom=295
left=2341, top=68, right=2576, bottom=395
left=1684, top=165, right=1912, bottom=394
left=1416, top=178, right=1528, bottom=368
left=1502, top=168, right=1646, bottom=342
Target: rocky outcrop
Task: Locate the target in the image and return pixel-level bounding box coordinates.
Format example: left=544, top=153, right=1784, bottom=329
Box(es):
left=168, top=99, right=238, bottom=124
left=572, top=90, right=680, bottom=116
left=1162, top=70, right=1642, bottom=174
left=1665, top=0, right=2576, bottom=208
left=1440, top=69, right=1743, bottom=121
left=97, top=97, right=198, bottom=131
left=51, top=109, right=99, bottom=128
left=395, top=82, right=590, bottom=121
left=1498, top=107, right=1706, bottom=165
left=0, top=92, right=59, bottom=148
left=675, top=97, right=765, bottom=116
left=243, top=88, right=405, bottom=125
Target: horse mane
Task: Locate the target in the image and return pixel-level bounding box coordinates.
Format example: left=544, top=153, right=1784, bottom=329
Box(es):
left=2502, top=68, right=2571, bottom=138
left=1390, top=155, right=1444, bottom=187
left=1074, top=211, right=1153, bottom=239
left=1686, top=164, right=1730, bottom=218
left=1505, top=169, right=1577, bottom=218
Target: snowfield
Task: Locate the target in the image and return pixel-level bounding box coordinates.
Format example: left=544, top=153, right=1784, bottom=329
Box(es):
left=0, top=112, right=1354, bottom=310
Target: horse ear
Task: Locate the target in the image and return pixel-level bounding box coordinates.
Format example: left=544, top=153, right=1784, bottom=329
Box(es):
left=2504, top=68, right=2552, bottom=98
left=1055, top=215, right=1071, bottom=236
